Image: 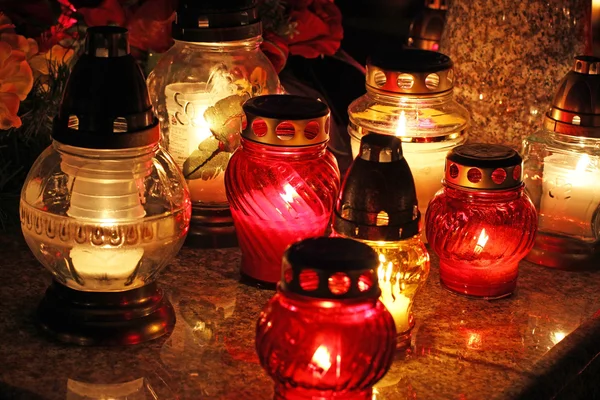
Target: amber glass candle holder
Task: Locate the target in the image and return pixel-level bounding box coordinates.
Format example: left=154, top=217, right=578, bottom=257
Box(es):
left=426, top=143, right=537, bottom=298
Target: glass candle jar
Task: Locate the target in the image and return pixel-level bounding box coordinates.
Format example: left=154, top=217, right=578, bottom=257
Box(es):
left=348, top=49, right=469, bottom=236
left=225, top=95, right=340, bottom=287
left=20, top=27, right=191, bottom=345
left=426, top=144, right=537, bottom=298
left=147, top=0, right=281, bottom=247
left=523, top=56, right=600, bottom=269
left=256, top=237, right=396, bottom=400
left=331, top=133, right=429, bottom=348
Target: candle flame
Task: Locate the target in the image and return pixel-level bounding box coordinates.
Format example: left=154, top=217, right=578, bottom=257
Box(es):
left=395, top=110, right=407, bottom=137
left=191, top=105, right=213, bottom=144
left=551, top=330, right=566, bottom=345
left=474, top=229, right=489, bottom=255
left=311, top=345, right=332, bottom=373
left=280, top=183, right=297, bottom=203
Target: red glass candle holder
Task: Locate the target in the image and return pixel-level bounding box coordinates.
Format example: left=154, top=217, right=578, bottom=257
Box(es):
left=225, top=95, right=340, bottom=287
left=425, top=144, right=537, bottom=298
left=256, top=237, right=396, bottom=400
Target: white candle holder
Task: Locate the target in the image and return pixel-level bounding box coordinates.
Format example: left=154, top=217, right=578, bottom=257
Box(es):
left=20, top=27, right=191, bottom=345
left=147, top=1, right=281, bottom=248
left=348, top=49, right=469, bottom=240
left=523, top=55, right=600, bottom=269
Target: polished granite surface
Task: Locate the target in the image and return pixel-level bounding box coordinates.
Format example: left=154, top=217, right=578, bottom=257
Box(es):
left=1, top=233, right=600, bottom=400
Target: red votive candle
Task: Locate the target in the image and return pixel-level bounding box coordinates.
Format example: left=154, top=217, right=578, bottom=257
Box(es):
left=425, top=143, right=537, bottom=298
left=256, top=237, right=396, bottom=400
left=225, top=95, right=340, bottom=286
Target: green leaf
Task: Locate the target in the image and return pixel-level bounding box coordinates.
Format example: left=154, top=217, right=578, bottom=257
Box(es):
left=182, top=137, right=231, bottom=181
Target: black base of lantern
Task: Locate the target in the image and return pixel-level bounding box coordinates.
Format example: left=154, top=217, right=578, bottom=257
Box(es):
left=37, top=281, right=175, bottom=346
left=526, top=233, right=600, bottom=270
left=186, top=203, right=238, bottom=248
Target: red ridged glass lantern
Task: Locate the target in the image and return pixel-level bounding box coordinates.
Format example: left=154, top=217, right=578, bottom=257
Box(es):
left=225, top=95, right=340, bottom=287
left=256, top=237, right=396, bottom=400
left=425, top=144, right=537, bottom=298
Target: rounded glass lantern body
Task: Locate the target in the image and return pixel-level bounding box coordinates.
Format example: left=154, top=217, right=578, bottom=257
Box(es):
left=256, top=237, right=396, bottom=400
left=20, top=142, right=191, bottom=292
left=348, top=89, right=468, bottom=229
left=523, top=130, right=600, bottom=268
left=257, top=292, right=395, bottom=400
left=426, top=185, right=537, bottom=298
left=147, top=39, right=281, bottom=207
left=226, top=139, right=340, bottom=285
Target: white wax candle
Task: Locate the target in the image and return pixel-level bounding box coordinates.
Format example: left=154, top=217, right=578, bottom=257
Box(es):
left=165, top=83, right=228, bottom=204
left=539, top=153, right=600, bottom=239
left=70, top=245, right=144, bottom=289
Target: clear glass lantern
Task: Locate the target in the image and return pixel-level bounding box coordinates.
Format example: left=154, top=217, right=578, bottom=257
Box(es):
left=331, top=134, right=429, bottom=348
left=147, top=0, right=281, bottom=248
left=225, top=95, right=340, bottom=286
left=348, top=49, right=469, bottom=237
left=256, top=237, right=396, bottom=400
left=426, top=144, right=537, bottom=298
left=523, top=56, right=600, bottom=269
left=20, top=27, right=191, bottom=345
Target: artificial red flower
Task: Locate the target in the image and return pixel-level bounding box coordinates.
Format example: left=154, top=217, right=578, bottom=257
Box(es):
left=287, top=0, right=343, bottom=59
left=261, top=31, right=289, bottom=73
left=78, top=0, right=127, bottom=27
left=126, top=0, right=176, bottom=53
left=78, top=0, right=176, bottom=53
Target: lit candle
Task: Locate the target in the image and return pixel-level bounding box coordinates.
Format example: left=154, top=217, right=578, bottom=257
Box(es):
left=377, top=254, right=413, bottom=334
left=64, top=156, right=147, bottom=290
left=70, top=245, right=144, bottom=289
left=349, top=110, right=462, bottom=240
left=165, top=83, right=232, bottom=205
left=538, top=153, right=600, bottom=238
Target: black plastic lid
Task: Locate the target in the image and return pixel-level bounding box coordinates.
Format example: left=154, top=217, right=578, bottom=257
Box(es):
left=447, top=143, right=521, bottom=169
left=172, top=0, right=262, bottom=42
left=52, top=26, right=159, bottom=149
left=333, top=134, right=420, bottom=241
left=369, top=48, right=452, bottom=73
left=280, top=237, right=381, bottom=300
left=444, top=143, right=523, bottom=190
left=243, top=95, right=329, bottom=120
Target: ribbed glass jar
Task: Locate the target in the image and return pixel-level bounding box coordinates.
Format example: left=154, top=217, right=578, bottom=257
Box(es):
left=225, top=96, right=340, bottom=285
left=256, top=238, right=396, bottom=400
left=426, top=144, right=537, bottom=298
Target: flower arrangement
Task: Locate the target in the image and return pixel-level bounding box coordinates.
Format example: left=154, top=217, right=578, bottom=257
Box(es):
left=0, top=0, right=344, bottom=228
